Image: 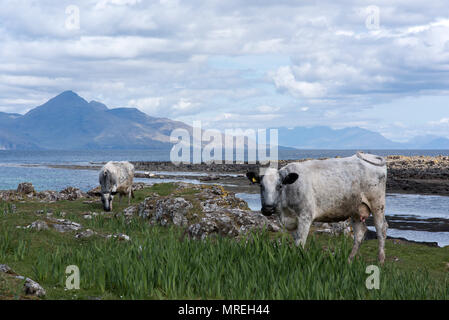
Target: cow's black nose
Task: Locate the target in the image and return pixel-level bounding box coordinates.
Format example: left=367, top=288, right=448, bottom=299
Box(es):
left=261, top=205, right=275, bottom=216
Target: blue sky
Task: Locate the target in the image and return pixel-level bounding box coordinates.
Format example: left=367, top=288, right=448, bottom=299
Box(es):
left=0, top=0, right=449, bottom=141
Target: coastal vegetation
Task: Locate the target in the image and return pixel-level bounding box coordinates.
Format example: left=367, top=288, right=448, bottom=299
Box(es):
left=0, top=183, right=448, bottom=300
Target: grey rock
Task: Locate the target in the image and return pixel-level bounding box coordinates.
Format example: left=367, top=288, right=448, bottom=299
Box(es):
left=75, top=229, right=96, bottom=239
left=123, top=205, right=137, bottom=218
left=18, top=276, right=46, bottom=297
left=17, top=182, right=35, bottom=195
left=155, top=197, right=192, bottom=227
left=51, top=219, right=82, bottom=233
left=0, top=264, right=12, bottom=274
left=60, top=187, right=86, bottom=200
left=106, top=233, right=131, bottom=241
left=28, top=220, right=49, bottom=231
left=0, top=265, right=46, bottom=297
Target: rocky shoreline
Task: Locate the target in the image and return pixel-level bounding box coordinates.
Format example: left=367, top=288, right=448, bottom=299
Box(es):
left=132, top=155, right=449, bottom=196
left=1, top=180, right=444, bottom=248
left=28, top=155, right=449, bottom=196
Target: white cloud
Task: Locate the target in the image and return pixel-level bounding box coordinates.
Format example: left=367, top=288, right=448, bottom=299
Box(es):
left=256, top=105, right=280, bottom=113
left=95, top=0, right=142, bottom=10
left=429, top=118, right=449, bottom=125
left=272, top=66, right=326, bottom=98
left=128, top=97, right=162, bottom=114
left=172, top=98, right=193, bottom=111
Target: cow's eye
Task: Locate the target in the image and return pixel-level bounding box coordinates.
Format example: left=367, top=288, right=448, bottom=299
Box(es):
left=277, top=185, right=282, bottom=190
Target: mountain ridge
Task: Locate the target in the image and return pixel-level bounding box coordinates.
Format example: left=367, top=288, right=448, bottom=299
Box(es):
left=275, top=126, right=449, bottom=149
left=0, top=91, right=448, bottom=150
left=0, top=91, right=191, bottom=150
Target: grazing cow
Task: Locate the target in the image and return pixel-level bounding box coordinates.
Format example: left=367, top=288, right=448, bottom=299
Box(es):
left=97, top=161, right=135, bottom=211
left=246, top=152, right=388, bottom=263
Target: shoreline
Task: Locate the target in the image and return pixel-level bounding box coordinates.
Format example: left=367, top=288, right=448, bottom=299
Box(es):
left=17, top=155, right=449, bottom=197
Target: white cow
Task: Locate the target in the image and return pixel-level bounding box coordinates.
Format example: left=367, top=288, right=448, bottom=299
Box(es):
left=246, top=152, right=388, bottom=263
left=97, top=161, right=135, bottom=211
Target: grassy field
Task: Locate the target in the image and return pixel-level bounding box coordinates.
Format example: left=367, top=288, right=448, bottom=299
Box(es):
left=0, top=183, right=448, bottom=300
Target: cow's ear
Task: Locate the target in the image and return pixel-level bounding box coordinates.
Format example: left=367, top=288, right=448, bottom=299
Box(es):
left=111, top=191, right=118, bottom=196
left=93, top=192, right=102, bottom=197
left=246, top=171, right=260, bottom=184
left=282, top=173, right=298, bottom=185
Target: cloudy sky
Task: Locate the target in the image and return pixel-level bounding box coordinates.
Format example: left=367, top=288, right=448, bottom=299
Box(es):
left=1, top=0, right=449, bottom=142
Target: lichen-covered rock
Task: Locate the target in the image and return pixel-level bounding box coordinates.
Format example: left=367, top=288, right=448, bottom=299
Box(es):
left=155, top=197, right=192, bottom=226
left=136, top=183, right=281, bottom=239
left=16, top=182, right=35, bottom=195
left=187, top=208, right=283, bottom=240
left=106, top=233, right=131, bottom=241
left=1, top=185, right=88, bottom=202
left=28, top=220, right=49, bottom=231
left=51, top=219, right=82, bottom=233
left=137, top=193, right=159, bottom=219
left=123, top=205, right=137, bottom=218
left=17, top=276, right=46, bottom=297
left=75, top=229, right=97, bottom=239
left=0, top=264, right=46, bottom=297
left=60, top=187, right=86, bottom=200
left=188, top=212, right=240, bottom=240
left=23, top=218, right=83, bottom=233
left=0, top=264, right=12, bottom=274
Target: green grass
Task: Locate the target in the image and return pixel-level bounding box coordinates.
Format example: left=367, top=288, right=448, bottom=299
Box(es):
left=0, top=183, right=448, bottom=300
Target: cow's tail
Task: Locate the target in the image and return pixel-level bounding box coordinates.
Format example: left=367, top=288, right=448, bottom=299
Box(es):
left=356, top=152, right=386, bottom=167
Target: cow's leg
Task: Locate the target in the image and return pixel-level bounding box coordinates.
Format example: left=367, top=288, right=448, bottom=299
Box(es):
left=348, top=216, right=367, bottom=262
left=292, top=215, right=312, bottom=248
left=128, top=188, right=132, bottom=205
left=373, top=209, right=388, bottom=265
left=119, top=193, right=122, bottom=205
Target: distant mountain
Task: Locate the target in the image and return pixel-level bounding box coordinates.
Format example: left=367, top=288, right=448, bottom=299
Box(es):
left=275, top=126, right=449, bottom=150
left=275, top=126, right=403, bottom=149
left=0, top=91, right=448, bottom=150
left=0, top=91, right=191, bottom=150
left=404, top=135, right=449, bottom=149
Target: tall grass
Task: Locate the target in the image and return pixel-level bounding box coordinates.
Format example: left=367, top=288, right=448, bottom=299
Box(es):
left=0, top=222, right=30, bottom=262
left=26, top=226, right=449, bottom=300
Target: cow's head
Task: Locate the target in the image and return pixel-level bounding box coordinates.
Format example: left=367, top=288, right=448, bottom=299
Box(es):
left=96, top=190, right=117, bottom=212
left=246, top=168, right=298, bottom=216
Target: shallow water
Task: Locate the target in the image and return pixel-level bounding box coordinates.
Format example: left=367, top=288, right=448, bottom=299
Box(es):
left=367, top=227, right=449, bottom=247
left=386, top=193, right=449, bottom=219
left=235, top=192, right=449, bottom=247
